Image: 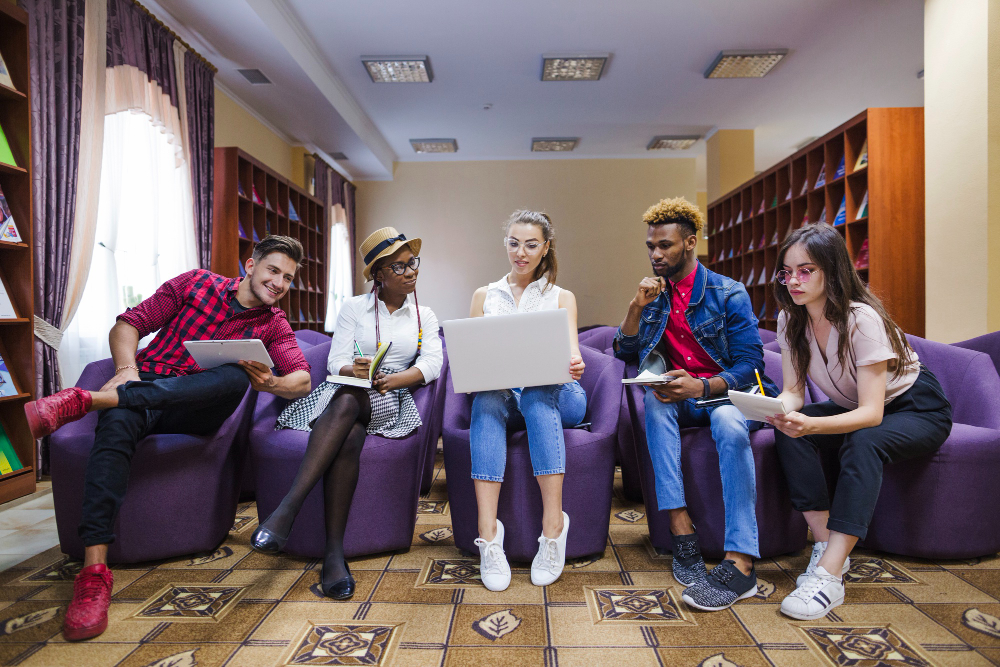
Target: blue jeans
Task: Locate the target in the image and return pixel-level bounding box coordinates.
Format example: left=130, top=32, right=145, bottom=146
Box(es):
left=470, top=382, right=587, bottom=481
left=643, top=389, right=760, bottom=558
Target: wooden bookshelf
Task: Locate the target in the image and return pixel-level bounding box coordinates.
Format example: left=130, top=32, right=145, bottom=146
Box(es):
left=706, top=108, right=925, bottom=336
left=0, top=2, right=36, bottom=502
left=212, top=147, right=328, bottom=332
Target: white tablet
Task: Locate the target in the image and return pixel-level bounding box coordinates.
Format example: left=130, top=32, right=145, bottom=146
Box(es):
left=727, top=390, right=787, bottom=423
left=183, top=339, right=274, bottom=369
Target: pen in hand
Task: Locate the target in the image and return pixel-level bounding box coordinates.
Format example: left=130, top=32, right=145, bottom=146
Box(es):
left=754, top=368, right=766, bottom=396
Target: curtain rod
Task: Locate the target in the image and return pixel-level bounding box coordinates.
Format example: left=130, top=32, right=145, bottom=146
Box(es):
left=131, top=0, right=219, bottom=74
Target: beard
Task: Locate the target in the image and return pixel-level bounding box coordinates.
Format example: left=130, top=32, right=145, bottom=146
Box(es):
left=652, top=258, right=684, bottom=279
left=249, top=276, right=282, bottom=305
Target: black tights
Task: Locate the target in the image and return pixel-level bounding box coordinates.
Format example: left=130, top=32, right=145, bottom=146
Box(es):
left=264, top=387, right=371, bottom=581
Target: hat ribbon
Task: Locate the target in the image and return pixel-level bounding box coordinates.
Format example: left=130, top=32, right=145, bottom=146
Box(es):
left=364, top=234, right=407, bottom=266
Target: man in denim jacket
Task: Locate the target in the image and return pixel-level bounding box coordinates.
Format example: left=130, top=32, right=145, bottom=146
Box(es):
left=614, top=198, right=777, bottom=612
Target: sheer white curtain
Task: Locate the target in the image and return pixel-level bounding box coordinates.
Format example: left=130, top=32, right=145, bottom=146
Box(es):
left=59, top=110, right=198, bottom=386
left=325, top=204, right=354, bottom=332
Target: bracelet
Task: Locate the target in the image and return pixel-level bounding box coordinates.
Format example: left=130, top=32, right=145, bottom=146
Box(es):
left=700, top=377, right=711, bottom=398
left=116, top=364, right=139, bottom=374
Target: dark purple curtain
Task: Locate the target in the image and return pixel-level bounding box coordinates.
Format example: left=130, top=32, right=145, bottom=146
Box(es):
left=184, top=51, right=214, bottom=269
left=105, top=0, right=177, bottom=103
left=22, top=0, right=86, bottom=475
left=314, top=158, right=328, bottom=223
left=344, top=181, right=357, bottom=283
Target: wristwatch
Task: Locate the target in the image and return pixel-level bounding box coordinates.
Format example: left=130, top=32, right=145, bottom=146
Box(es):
left=700, top=377, right=711, bottom=398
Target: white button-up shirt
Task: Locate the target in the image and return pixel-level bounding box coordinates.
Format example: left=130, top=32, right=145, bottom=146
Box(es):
left=327, top=292, right=443, bottom=384
left=483, top=274, right=562, bottom=316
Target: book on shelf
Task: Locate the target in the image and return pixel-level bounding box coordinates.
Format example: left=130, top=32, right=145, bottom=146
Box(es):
left=288, top=200, right=299, bottom=221
left=0, top=122, right=17, bottom=168
left=0, top=184, right=22, bottom=243
left=252, top=227, right=261, bottom=243
left=747, top=237, right=755, bottom=252
left=770, top=229, right=779, bottom=245
left=834, top=155, right=846, bottom=180
left=252, top=186, right=264, bottom=206
left=799, top=178, right=808, bottom=197
left=735, top=211, right=743, bottom=225
left=0, top=52, right=15, bottom=91
left=717, top=249, right=725, bottom=262
left=856, top=191, right=869, bottom=220
left=265, top=196, right=273, bottom=212
left=855, top=140, right=868, bottom=170
left=746, top=267, right=756, bottom=285
left=770, top=195, right=778, bottom=208
left=802, top=211, right=810, bottom=225
left=299, top=308, right=306, bottom=322
left=814, top=164, right=826, bottom=189
left=818, top=207, right=827, bottom=224
left=238, top=181, right=247, bottom=198
left=0, top=423, right=24, bottom=475
left=757, top=302, right=766, bottom=320
left=757, top=270, right=767, bottom=286
left=0, top=351, right=18, bottom=397
left=833, top=196, right=847, bottom=226
left=0, top=275, right=16, bottom=319
left=759, top=232, right=766, bottom=249
left=757, top=199, right=765, bottom=215
left=238, top=224, right=248, bottom=240
left=854, top=238, right=870, bottom=270
left=784, top=188, right=792, bottom=202
left=727, top=248, right=733, bottom=259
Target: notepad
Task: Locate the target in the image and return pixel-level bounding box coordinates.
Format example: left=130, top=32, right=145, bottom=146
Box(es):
left=327, top=341, right=392, bottom=389
left=622, top=370, right=678, bottom=385
left=727, top=390, right=787, bottom=422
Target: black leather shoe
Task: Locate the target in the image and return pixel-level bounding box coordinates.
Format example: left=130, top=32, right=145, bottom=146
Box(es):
left=321, top=560, right=355, bottom=600
left=250, top=515, right=289, bottom=554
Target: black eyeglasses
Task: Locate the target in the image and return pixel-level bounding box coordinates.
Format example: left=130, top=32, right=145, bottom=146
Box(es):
left=385, top=256, right=420, bottom=275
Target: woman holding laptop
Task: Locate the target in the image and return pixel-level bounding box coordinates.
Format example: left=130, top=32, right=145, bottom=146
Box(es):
left=468, top=210, right=587, bottom=592
left=767, top=223, right=951, bottom=620
left=251, top=227, right=443, bottom=600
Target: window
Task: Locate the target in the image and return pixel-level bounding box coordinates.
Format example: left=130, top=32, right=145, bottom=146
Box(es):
left=59, top=111, right=197, bottom=386
left=325, top=203, right=353, bottom=331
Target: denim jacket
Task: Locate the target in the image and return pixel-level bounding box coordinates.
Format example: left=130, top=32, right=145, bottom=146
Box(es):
left=614, top=263, right=778, bottom=395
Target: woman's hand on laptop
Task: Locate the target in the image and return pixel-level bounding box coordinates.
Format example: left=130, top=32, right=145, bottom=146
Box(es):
left=569, top=355, right=585, bottom=381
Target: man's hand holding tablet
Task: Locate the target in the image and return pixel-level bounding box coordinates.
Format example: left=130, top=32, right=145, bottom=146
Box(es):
left=239, top=360, right=277, bottom=391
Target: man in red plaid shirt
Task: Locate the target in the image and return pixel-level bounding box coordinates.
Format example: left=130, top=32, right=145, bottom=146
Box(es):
left=25, top=236, right=312, bottom=642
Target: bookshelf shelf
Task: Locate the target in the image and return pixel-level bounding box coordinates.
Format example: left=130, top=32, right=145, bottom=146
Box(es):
left=212, top=147, right=328, bottom=332
left=707, top=108, right=925, bottom=336
left=0, top=2, right=36, bottom=503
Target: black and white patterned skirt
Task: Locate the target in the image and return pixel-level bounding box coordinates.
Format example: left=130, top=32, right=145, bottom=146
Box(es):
left=275, top=367, right=422, bottom=439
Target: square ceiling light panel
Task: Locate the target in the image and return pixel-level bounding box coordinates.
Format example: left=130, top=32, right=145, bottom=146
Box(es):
left=531, top=138, right=578, bottom=152
left=410, top=139, right=457, bottom=154
left=704, top=49, right=788, bottom=78
left=541, top=54, right=609, bottom=81
left=647, top=136, right=701, bottom=151
left=362, top=56, right=433, bottom=83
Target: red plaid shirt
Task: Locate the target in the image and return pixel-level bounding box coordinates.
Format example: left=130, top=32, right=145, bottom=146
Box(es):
left=117, top=269, right=310, bottom=377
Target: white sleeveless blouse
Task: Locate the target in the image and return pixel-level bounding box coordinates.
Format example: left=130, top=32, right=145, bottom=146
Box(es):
left=483, top=275, right=562, bottom=316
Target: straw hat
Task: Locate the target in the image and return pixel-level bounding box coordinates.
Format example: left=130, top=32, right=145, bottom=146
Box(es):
left=360, top=227, right=422, bottom=281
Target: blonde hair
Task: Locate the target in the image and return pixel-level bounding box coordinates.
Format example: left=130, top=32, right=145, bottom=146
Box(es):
left=642, top=197, right=703, bottom=236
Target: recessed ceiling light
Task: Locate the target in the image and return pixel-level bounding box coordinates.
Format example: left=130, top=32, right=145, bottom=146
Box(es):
left=531, top=138, right=578, bottom=152
left=704, top=49, right=788, bottom=78
left=541, top=54, right=609, bottom=81
left=647, top=136, right=700, bottom=151
left=410, top=139, right=457, bottom=154
left=362, top=56, right=433, bottom=83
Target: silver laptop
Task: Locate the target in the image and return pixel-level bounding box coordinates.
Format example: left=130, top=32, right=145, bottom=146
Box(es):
left=442, top=310, right=572, bottom=393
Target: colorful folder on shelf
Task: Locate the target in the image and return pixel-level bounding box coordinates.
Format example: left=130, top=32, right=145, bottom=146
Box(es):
left=746, top=267, right=756, bottom=285
left=818, top=207, right=827, bottom=224
left=238, top=224, right=248, bottom=240
left=265, top=196, right=273, bottom=212
left=238, top=181, right=247, bottom=198
left=770, top=229, right=779, bottom=246
left=814, top=164, right=826, bottom=189
left=799, top=178, right=808, bottom=196
left=757, top=269, right=768, bottom=286
left=299, top=308, right=306, bottom=322
left=0, top=184, right=22, bottom=243
left=759, top=232, right=766, bottom=249
left=747, top=237, right=755, bottom=252
left=0, top=276, right=16, bottom=319
left=0, top=122, right=17, bottom=168
left=856, top=191, right=869, bottom=220
left=770, top=195, right=778, bottom=208
left=802, top=211, right=810, bottom=225
left=0, top=52, right=15, bottom=91
left=252, top=186, right=264, bottom=206
left=834, top=155, right=846, bottom=180
left=833, top=196, right=847, bottom=226
left=757, top=199, right=765, bottom=215
left=784, top=188, right=792, bottom=202
left=252, top=227, right=261, bottom=243
left=0, top=423, right=24, bottom=475
left=735, top=211, right=743, bottom=225
left=854, top=238, right=870, bottom=270
left=0, top=352, right=18, bottom=397
left=855, top=140, right=868, bottom=170
left=288, top=201, right=299, bottom=221
left=718, top=249, right=725, bottom=262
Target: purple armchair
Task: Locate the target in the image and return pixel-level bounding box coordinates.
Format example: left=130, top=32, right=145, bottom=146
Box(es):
left=250, top=341, right=437, bottom=558
left=50, top=359, right=255, bottom=563
left=955, top=330, right=1000, bottom=375
left=578, top=326, right=617, bottom=351
left=420, top=349, right=449, bottom=493
left=855, top=336, right=1000, bottom=558
left=624, top=348, right=807, bottom=559
left=442, top=346, right=625, bottom=562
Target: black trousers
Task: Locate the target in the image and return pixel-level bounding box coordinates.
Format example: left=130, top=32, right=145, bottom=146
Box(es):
left=773, top=366, right=952, bottom=539
left=78, top=364, right=250, bottom=546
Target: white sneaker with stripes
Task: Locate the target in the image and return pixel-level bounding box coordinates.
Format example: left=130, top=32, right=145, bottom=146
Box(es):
left=780, top=566, right=845, bottom=620
left=797, top=541, right=850, bottom=586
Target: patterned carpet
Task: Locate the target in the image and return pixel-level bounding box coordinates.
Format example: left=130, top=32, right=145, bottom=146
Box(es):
left=1, top=449, right=999, bottom=667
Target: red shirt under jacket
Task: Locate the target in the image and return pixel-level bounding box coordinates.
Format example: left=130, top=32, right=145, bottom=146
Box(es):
left=662, top=264, right=724, bottom=379
left=117, top=269, right=309, bottom=377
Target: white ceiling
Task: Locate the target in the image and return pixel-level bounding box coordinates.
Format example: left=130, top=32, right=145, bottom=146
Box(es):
left=147, top=0, right=924, bottom=181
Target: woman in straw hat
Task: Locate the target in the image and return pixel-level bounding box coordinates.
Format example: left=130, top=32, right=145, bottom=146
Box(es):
left=468, top=210, right=587, bottom=593
left=251, top=227, right=443, bottom=600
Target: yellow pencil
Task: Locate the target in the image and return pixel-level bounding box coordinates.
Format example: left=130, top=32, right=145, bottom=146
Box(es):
left=754, top=368, right=766, bottom=396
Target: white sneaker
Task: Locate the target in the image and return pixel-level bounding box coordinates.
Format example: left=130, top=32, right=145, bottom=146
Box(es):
left=781, top=565, right=845, bottom=620
left=531, top=511, right=570, bottom=587
left=474, top=519, right=511, bottom=592
left=797, top=541, right=851, bottom=586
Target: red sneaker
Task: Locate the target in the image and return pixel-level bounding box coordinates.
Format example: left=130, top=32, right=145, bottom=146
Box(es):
left=63, top=563, right=114, bottom=641
left=24, top=386, right=92, bottom=439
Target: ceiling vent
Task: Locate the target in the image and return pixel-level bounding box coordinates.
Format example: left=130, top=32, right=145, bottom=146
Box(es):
left=237, top=68, right=272, bottom=85
left=410, top=139, right=457, bottom=154
left=330, top=152, right=348, bottom=161
left=531, top=138, right=578, bottom=152
left=647, top=135, right=701, bottom=150
left=541, top=54, right=609, bottom=81
left=703, top=49, right=788, bottom=78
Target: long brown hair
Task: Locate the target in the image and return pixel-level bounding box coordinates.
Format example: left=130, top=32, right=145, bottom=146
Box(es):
left=774, top=223, right=913, bottom=388
left=504, top=210, right=558, bottom=290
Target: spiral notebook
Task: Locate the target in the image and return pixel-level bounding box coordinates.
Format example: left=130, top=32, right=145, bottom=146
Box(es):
left=327, top=341, right=392, bottom=389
